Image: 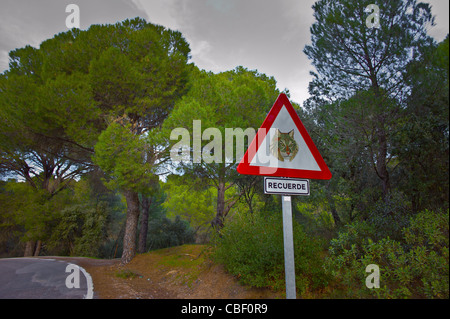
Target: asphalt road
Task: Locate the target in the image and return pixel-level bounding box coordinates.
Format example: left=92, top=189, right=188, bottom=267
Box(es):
left=0, top=258, right=93, bottom=299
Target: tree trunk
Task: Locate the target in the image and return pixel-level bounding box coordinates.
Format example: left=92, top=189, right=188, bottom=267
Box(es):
left=371, top=83, right=391, bottom=202
left=326, top=181, right=341, bottom=226
left=138, top=196, right=150, bottom=254
left=121, top=189, right=140, bottom=265
left=24, top=241, right=35, bottom=257
left=212, top=180, right=243, bottom=231
left=376, top=122, right=391, bottom=201
left=34, top=240, right=42, bottom=256
left=212, top=181, right=226, bottom=231
left=330, top=207, right=341, bottom=226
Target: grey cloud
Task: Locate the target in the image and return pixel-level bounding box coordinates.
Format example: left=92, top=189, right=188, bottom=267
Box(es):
left=1, top=0, right=448, bottom=105
left=167, top=0, right=317, bottom=103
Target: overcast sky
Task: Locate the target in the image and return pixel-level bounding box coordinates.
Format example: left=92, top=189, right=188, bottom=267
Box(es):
left=1, top=0, right=448, bottom=105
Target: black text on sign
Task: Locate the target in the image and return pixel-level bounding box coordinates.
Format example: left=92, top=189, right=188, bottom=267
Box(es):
left=264, top=178, right=310, bottom=196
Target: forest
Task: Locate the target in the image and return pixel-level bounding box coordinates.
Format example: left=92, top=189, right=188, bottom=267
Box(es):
left=0, top=0, right=448, bottom=299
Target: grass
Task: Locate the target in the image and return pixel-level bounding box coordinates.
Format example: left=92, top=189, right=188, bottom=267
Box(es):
left=88, top=244, right=282, bottom=299
left=154, top=245, right=209, bottom=287
left=115, top=269, right=141, bottom=279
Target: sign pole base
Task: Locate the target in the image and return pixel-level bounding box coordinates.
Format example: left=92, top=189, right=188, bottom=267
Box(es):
left=282, top=196, right=296, bottom=299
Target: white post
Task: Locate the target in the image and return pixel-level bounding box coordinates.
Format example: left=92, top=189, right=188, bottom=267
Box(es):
left=282, top=195, right=296, bottom=299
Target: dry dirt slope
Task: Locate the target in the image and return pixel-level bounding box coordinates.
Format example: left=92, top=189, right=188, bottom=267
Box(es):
left=56, top=244, right=282, bottom=299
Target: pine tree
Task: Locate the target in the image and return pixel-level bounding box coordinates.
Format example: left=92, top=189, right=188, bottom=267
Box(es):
left=304, top=0, right=434, bottom=200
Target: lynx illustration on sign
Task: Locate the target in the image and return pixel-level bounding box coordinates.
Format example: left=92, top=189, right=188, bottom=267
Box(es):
left=270, top=129, right=299, bottom=162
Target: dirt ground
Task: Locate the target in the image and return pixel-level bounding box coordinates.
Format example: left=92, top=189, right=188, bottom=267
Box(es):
left=51, top=245, right=283, bottom=299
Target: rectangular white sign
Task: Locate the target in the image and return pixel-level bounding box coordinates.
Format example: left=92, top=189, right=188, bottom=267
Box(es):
left=264, top=177, right=310, bottom=196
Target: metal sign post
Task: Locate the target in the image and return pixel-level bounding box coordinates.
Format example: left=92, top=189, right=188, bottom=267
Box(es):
left=264, top=177, right=309, bottom=300
left=282, top=195, right=296, bottom=299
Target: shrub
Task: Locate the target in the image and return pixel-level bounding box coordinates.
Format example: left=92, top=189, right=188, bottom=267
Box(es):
left=146, top=215, right=195, bottom=251
left=325, top=209, right=449, bottom=298
left=403, top=210, right=449, bottom=298
left=368, top=191, right=413, bottom=241
left=49, top=203, right=107, bottom=257
left=213, top=210, right=329, bottom=296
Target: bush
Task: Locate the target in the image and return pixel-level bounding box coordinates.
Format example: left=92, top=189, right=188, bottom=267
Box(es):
left=325, top=209, right=449, bottom=298
left=49, top=203, right=107, bottom=257
left=368, top=191, right=413, bottom=241
left=146, top=216, right=195, bottom=251
left=213, top=210, right=329, bottom=296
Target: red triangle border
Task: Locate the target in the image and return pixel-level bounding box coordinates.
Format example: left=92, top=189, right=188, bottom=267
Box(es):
left=237, top=93, right=332, bottom=180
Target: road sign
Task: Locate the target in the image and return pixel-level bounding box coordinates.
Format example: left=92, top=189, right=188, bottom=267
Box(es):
left=264, top=177, right=310, bottom=196
left=237, top=94, right=332, bottom=299
left=237, top=93, right=332, bottom=180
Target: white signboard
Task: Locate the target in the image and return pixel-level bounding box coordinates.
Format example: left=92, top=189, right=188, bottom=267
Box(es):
left=237, top=93, right=332, bottom=180
left=264, top=177, right=310, bottom=196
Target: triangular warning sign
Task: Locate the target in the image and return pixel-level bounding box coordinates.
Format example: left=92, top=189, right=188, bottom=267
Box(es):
left=237, top=93, right=332, bottom=180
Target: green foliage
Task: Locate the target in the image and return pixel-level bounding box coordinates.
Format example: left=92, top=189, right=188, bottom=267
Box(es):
left=1, top=18, right=191, bottom=262
left=213, top=209, right=329, bottom=296
left=0, top=174, right=125, bottom=258
left=297, top=208, right=336, bottom=244
left=304, top=0, right=434, bottom=101
left=50, top=203, right=107, bottom=257
left=0, top=2, right=447, bottom=296
left=1, top=181, right=72, bottom=245
left=115, top=269, right=140, bottom=279
left=162, top=66, right=281, bottom=229
left=0, top=180, right=27, bottom=256
left=93, top=122, right=155, bottom=193
left=147, top=216, right=195, bottom=251
left=394, top=36, right=449, bottom=212
left=302, top=0, right=442, bottom=227
left=325, top=209, right=449, bottom=298
left=163, top=66, right=279, bottom=156
left=367, top=191, right=413, bottom=241
left=161, top=175, right=217, bottom=237
left=404, top=209, right=449, bottom=250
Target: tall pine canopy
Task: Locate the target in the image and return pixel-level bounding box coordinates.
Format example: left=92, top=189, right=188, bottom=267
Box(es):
left=0, top=18, right=191, bottom=263
left=304, top=0, right=435, bottom=200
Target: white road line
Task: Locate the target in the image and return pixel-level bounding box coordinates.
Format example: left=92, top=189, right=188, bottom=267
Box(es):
left=77, top=264, right=94, bottom=299
left=61, top=261, right=94, bottom=299
left=2, top=258, right=95, bottom=299
left=54, top=259, right=95, bottom=299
